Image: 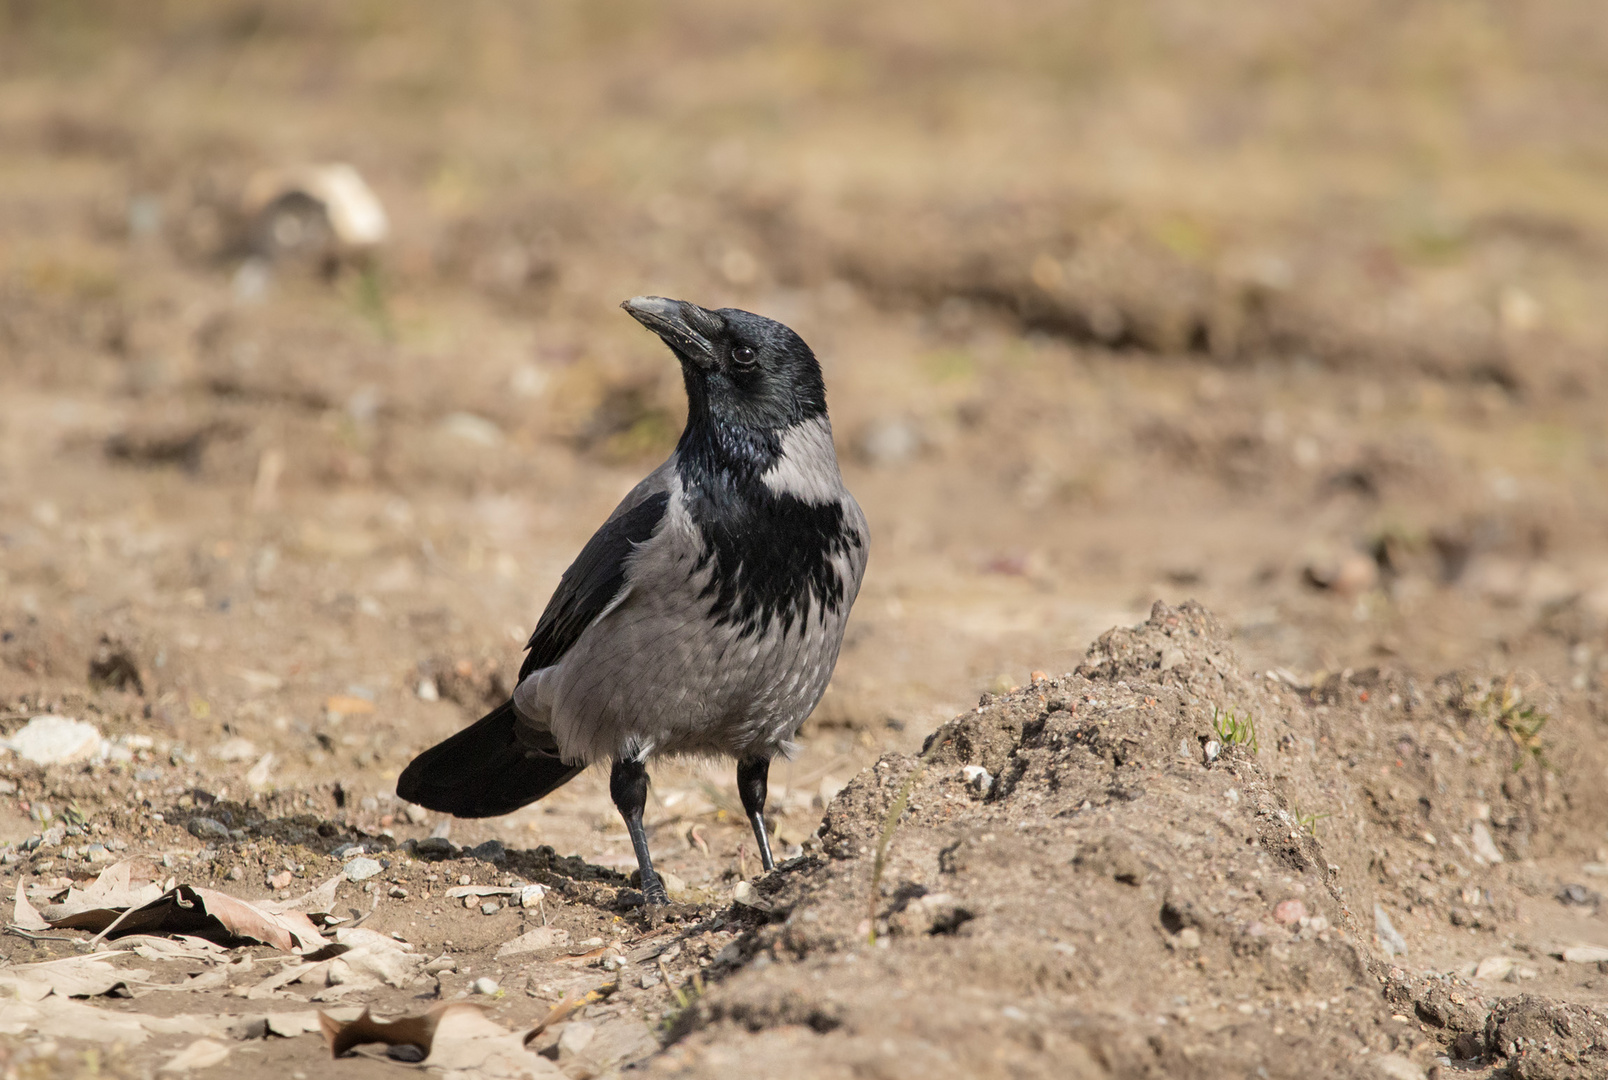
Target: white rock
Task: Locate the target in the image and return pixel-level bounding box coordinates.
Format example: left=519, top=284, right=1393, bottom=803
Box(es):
left=495, top=926, right=570, bottom=959
left=556, top=1021, right=595, bottom=1057
left=212, top=738, right=258, bottom=762
left=1374, top=904, right=1407, bottom=957
left=343, top=857, right=383, bottom=882
left=1473, top=956, right=1514, bottom=981
left=416, top=678, right=439, bottom=702
left=961, top=765, right=994, bottom=796
left=732, top=881, right=773, bottom=911
left=471, top=976, right=500, bottom=996
left=1373, top=1053, right=1425, bottom=1080
left=246, top=752, right=275, bottom=792
left=4, top=716, right=103, bottom=765
left=1562, top=944, right=1608, bottom=964
left=1470, top=822, right=1504, bottom=864
left=519, top=884, right=548, bottom=908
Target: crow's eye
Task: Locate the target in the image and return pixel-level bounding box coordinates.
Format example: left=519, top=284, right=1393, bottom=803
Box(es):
left=731, top=345, right=757, bottom=367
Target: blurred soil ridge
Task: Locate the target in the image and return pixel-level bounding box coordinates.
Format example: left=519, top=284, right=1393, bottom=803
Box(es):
left=673, top=602, right=1608, bottom=1078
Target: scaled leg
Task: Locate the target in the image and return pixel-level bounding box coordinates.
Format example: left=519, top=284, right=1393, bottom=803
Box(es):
left=611, top=758, right=669, bottom=904
left=736, top=756, right=776, bottom=873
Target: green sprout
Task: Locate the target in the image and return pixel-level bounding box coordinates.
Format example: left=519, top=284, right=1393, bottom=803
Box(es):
left=1211, top=706, right=1258, bottom=754
left=1480, top=678, right=1549, bottom=772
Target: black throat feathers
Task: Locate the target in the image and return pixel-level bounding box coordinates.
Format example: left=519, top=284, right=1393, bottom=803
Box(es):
left=675, top=415, right=860, bottom=639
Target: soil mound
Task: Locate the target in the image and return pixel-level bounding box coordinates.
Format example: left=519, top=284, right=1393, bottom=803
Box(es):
left=666, top=602, right=1608, bottom=1079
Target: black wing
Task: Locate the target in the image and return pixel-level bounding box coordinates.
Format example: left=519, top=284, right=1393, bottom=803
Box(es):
left=518, top=489, right=670, bottom=681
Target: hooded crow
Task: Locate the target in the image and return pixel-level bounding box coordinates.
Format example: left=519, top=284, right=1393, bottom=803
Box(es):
left=397, top=297, right=869, bottom=904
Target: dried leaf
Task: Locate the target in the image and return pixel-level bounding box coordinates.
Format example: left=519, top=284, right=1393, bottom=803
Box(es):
left=11, top=876, right=51, bottom=932
left=0, top=952, right=149, bottom=1000
left=260, top=875, right=340, bottom=919
left=158, top=1038, right=231, bottom=1072
left=72, top=885, right=327, bottom=952
left=320, top=1001, right=489, bottom=1058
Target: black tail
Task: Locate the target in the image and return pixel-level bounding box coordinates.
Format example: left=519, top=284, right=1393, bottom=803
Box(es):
left=396, top=700, right=583, bottom=818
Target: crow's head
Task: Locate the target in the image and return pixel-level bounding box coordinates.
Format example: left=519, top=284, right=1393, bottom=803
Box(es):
left=623, top=297, right=826, bottom=430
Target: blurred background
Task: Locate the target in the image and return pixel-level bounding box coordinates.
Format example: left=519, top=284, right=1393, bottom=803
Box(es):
left=3, top=0, right=1607, bottom=854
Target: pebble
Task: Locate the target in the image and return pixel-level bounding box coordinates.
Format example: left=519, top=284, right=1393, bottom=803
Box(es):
left=187, top=817, right=231, bottom=843
left=468, top=839, right=507, bottom=864
left=1470, top=822, right=1504, bottom=865
left=267, top=870, right=293, bottom=890
left=389, top=885, right=408, bottom=899
left=343, top=857, right=383, bottom=882
left=1374, top=904, right=1408, bottom=957
left=480, top=901, right=500, bottom=915
left=228, top=866, right=245, bottom=881
left=961, top=765, right=994, bottom=797
left=414, top=836, right=456, bottom=858
left=424, top=955, right=457, bottom=975
left=471, top=977, right=499, bottom=996
left=1174, top=928, right=1202, bottom=950
left=1273, top=899, right=1307, bottom=925
left=3, top=716, right=103, bottom=765
left=555, top=1021, right=595, bottom=1057
left=1561, top=944, right=1608, bottom=964
left=519, top=884, right=548, bottom=908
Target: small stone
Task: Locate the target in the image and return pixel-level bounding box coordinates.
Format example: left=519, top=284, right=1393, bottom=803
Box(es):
left=495, top=927, right=570, bottom=959
left=1373, top=1053, right=1425, bottom=1080
left=471, top=977, right=500, bottom=996
left=228, top=865, right=245, bottom=881
left=416, top=678, right=439, bottom=702
left=468, top=839, right=507, bottom=864
left=389, top=885, right=408, bottom=899
left=458, top=874, right=472, bottom=886
left=1203, top=741, right=1221, bottom=764
left=267, top=870, right=293, bottom=890
left=960, top=765, right=994, bottom=797
left=344, top=857, right=383, bottom=882
left=414, top=836, right=455, bottom=859
left=1470, top=822, right=1504, bottom=864
left=1561, top=944, right=1608, bottom=964
left=1374, top=904, right=1408, bottom=957
left=187, top=817, right=230, bottom=842
left=601, top=951, right=628, bottom=972
left=1474, top=956, right=1514, bottom=981
left=555, top=1021, right=595, bottom=1058
left=480, top=901, right=500, bottom=916
left=4, top=716, right=103, bottom=765
left=1174, top=928, right=1202, bottom=950
left=404, top=804, right=431, bottom=825
left=331, top=843, right=363, bottom=859
left=424, top=955, right=457, bottom=975
left=85, top=844, right=114, bottom=864
left=1273, top=899, right=1307, bottom=925
left=732, top=881, right=772, bottom=911
left=519, top=884, right=548, bottom=908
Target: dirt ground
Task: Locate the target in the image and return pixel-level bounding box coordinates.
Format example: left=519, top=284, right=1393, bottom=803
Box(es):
left=4, top=3, right=1608, bottom=1077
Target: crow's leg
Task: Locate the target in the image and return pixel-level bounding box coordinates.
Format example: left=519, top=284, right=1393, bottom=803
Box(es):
left=737, top=756, right=776, bottom=873
left=611, top=758, right=668, bottom=905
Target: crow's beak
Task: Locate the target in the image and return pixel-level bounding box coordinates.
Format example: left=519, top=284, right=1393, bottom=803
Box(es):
left=622, top=296, right=723, bottom=369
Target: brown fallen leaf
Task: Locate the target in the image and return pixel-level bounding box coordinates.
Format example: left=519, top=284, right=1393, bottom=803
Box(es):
left=11, top=876, right=51, bottom=932
left=320, top=1001, right=490, bottom=1058
left=73, top=885, right=327, bottom=952
left=552, top=946, right=609, bottom=967
left=260, top=875, right=340, bottom=920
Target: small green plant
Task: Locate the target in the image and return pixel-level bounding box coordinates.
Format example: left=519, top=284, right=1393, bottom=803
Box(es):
left=1481, top=678, right=1549, bottom=772
left=659, top=967, right=706, bottom=1033
left=1211, top=706, right=1258, bottom=753
left=1292, top=805, right=1332, bottom=837
left=867, top=738, right=945, bottom=944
